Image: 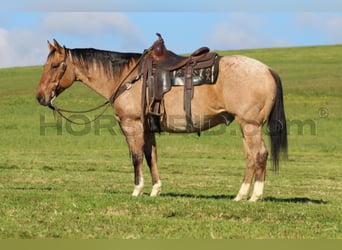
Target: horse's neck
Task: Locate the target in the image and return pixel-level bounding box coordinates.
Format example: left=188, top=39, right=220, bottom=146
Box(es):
left=74, top=63, right=117, bottom=100
left=69, top=49, right=141, bottom=101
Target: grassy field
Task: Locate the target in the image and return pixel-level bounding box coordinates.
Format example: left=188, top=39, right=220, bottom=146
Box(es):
left=0, top=45, right=341, bottom=239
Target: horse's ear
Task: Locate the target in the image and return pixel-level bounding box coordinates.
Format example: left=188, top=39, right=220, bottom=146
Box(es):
left=53, top=39, right=64, bottom=54
left=47, top=40, right=55, bottom=52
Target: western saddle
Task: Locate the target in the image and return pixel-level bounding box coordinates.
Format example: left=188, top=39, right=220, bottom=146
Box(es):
left=141, top=33, right=219, bottom=132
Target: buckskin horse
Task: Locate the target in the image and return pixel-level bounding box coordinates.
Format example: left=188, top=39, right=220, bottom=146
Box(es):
left=36, top=37, right=287, bottom=202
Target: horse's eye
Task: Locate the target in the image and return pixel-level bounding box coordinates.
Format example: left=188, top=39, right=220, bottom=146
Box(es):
left=51, top=64, right=59, bottom=70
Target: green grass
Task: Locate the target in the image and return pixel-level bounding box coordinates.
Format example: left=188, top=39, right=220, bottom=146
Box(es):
left=0, top=45, right=341, bottom=239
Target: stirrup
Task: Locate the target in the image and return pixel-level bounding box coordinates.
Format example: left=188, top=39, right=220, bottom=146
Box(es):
left=148, top=101, right=162, bottom=116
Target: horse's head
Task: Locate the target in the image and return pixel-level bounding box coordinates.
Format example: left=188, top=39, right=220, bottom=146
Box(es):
left=36, top=39, right=75, bottom=107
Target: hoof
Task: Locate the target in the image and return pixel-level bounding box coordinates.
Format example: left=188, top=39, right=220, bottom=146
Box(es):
left=233, top=195, right=248, bottom=201
left=150, top=180, right=162, bottom=197
left=132, top=189, right=143, bottom=196
left=132, top=184, right=144, bottom=197
left=249, top=181, right=264, bottom=202
left=248, top=195, right=262, bottom=202
left=234, top=183, right=250, bottom=201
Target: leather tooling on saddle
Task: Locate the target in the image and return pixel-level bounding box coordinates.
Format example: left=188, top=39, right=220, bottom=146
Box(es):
left=141, top=33, right=220, bottom=132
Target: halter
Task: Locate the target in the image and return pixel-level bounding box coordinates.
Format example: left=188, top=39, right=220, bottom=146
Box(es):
left=49, top=48, right=68, bottom=109
left=56, top=47, right=68, bottom=85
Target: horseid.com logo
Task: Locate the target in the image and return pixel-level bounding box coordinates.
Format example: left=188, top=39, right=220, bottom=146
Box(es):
left=40, top=113, right=120, bottom=136
left=39, top=111, right=323, bottom=137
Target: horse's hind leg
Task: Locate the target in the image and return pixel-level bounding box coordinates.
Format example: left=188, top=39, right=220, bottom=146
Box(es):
left=234, top=123, right=268, bottom=202
left=249, top=138, right=268, bottom=201
left=144, top=132, right=162, bottom=196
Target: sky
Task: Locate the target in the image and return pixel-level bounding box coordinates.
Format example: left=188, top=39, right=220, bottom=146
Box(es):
left=0, top=0, right=342, bottom=68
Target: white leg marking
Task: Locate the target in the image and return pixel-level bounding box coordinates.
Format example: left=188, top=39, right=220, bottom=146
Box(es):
left=234, top=182, right=251, bottom=201
left=150, top=180, right=162, bottom=197
left=132, top=178, right=144, bottom=196
left=249, top=181, right=264, bottom=202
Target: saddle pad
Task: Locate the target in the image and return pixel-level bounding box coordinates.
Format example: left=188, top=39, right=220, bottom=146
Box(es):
left=170, top=55, right=220, bottom=86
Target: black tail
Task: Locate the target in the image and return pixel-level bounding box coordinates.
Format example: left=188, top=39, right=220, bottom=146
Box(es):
left=268, top=69, right=288, bottom=171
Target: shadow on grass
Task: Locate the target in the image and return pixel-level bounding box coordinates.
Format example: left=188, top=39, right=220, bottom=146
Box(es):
left=13, top=187, right=327, bottom=205
left=161, top=192, right=328, bottom=204
left=161, top=192, right=235, bottom=200
left=11, top=186, right=53, bottom=191
left=263, top=196, right=328, bottom=204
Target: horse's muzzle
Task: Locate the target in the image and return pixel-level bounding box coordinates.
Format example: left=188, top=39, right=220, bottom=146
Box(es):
left=36, top=94, right=47, bottom=106
left=36, top=93, right=53, bottom=107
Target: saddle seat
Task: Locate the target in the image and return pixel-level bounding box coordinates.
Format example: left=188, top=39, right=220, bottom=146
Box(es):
left=149, top=33, right=210, bottom=70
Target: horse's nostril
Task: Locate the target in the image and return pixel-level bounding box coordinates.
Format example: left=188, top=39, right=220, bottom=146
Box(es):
left=36, top=94, right=45, bottom=105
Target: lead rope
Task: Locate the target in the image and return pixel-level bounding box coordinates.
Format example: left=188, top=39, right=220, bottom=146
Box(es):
left=50, top=101, right=111, bottom=125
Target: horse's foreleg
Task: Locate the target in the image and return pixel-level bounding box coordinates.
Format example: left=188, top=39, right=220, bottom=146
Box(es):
left=120, top=119, right=145, bottom=196
left=234, top=124, right=268, bottom=202
left=144, top=133, right=162, bottom=196
left=131, top=150, right=144, bottom=196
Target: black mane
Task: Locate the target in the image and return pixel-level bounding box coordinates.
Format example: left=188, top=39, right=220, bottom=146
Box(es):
left=69, top=48, right=142, bottom=78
